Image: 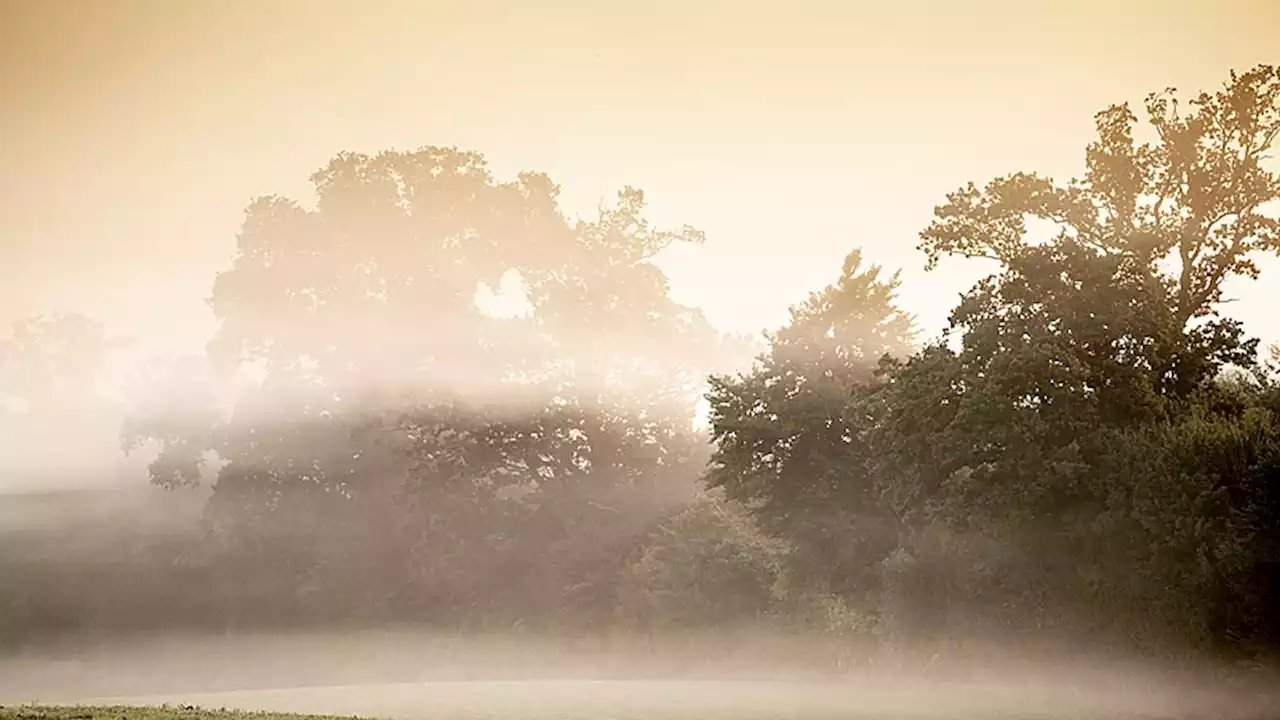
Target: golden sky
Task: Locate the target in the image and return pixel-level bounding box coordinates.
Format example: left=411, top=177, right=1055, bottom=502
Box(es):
left=3, top=0, right=1279, bottom=355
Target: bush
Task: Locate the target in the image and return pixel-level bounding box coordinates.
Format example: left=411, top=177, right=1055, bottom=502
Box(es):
left=617, top=491, right=786, bottom=628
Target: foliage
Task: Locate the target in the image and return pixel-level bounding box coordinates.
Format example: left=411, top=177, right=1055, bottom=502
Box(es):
left=870, top=65, right=1280, bottom=649
left=618, top=490, right=787, bottom=628
left=707, top=64, right=1280, bottom=655
left=704, top=250, right=914, bottom=598
left=0, top=314, right=128, bottom=485
left=118, top=146, right=745, bottom=630
left=4, top=67, right=1280, bottom=660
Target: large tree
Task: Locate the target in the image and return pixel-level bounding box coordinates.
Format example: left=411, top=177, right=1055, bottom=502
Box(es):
left=873, top=65, right=1280, bottom=649
left=704, top=65, right=1280, bottom=653
left=130, top=146, right=743, bottom=626
left=888, top=65, right=1280, bottom=527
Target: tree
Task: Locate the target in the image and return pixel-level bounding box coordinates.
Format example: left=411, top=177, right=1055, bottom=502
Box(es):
left=0, top=313, right=128, bottom=485
left=704, top=250, right=915, bottom=598
left=130, top=146, right=736, bottom=627
left=888, top=66, right=1279, bottom=524
left=922, top=66, right=1279, bottom=317
left=701, top=66, right=1280, bottom=653
left=1085, top=397, right=1280, bottom=650
left=618, top=489, right=786, bottom=629
left=867, top=65, right=1280, bottom=649
left=920, top=65, right=1279, bottom=399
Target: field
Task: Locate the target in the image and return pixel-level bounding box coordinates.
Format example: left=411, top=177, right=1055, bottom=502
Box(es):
left=4, top=630, right=1280, bottom=720
left=0, top=690, right=1246, bottom=720
left=0, top=708, right=361, bottom=720
left=0, top=680, right=1166, bottom=720
left=3, top=686, right=1279, bottom=720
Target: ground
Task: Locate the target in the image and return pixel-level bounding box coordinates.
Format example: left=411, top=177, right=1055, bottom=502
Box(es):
left=0, top=704, right=1157, bottom=720
left=3, top=632, right=1279, bottom=720
left=0, top=680, right=1270, bottom=720
left=0, top=709, right=361, bottom=720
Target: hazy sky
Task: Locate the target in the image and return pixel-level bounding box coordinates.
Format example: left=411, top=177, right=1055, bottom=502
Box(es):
left=3, top=0, right=1279, bottom=356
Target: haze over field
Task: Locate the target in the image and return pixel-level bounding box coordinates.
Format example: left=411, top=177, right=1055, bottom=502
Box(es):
left=4, top=2, right=1280, bottom=719
left=4, top=628, right=1280, bottom=719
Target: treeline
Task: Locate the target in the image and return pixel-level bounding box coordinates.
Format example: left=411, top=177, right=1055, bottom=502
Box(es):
left=2, top=65, right=1279, bottom=660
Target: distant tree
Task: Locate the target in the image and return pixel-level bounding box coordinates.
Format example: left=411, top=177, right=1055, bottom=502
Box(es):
left=0, top=313, right=127, bottom=483
left=1, top=314, right=114, bottom=409
left=120, top=353, right=224, bottom=489
left=131, top=146, right=740, bottom=626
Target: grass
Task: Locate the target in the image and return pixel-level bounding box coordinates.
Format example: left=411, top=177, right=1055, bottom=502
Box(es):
left=6, top=701, right=1280, bottom=720
left=0, top=709, right=365, bottom=720
left=0, top=706, right=1121, bottom=720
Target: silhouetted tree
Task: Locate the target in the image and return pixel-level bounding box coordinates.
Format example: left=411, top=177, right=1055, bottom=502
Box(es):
left=897, top=66, right=1279, bottom=652
left=130, top=147, right=744, bottom=627
left=708, top=65, right=1280, bottom=655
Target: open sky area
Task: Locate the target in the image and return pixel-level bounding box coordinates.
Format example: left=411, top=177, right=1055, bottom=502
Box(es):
left=4, top=0, right=1279, bottom=356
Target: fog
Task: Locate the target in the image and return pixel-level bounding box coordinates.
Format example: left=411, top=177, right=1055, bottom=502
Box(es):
left=4, top=628, right=1280, bottom=719
left=5, top=7, right=1280, bottom=718
left=2, top=480, right=1279, bottom=719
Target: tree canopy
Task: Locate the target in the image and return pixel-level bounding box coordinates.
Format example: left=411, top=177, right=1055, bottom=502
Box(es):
left=4, top=65, right=1280, bottom=660
left=709, top=64, right=1280, bottom=652
left=125, top=146, right=749, bottom=628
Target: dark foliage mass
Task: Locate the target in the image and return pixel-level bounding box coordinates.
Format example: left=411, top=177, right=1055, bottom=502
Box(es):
left=2, top=66, right=1279, bottom=660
